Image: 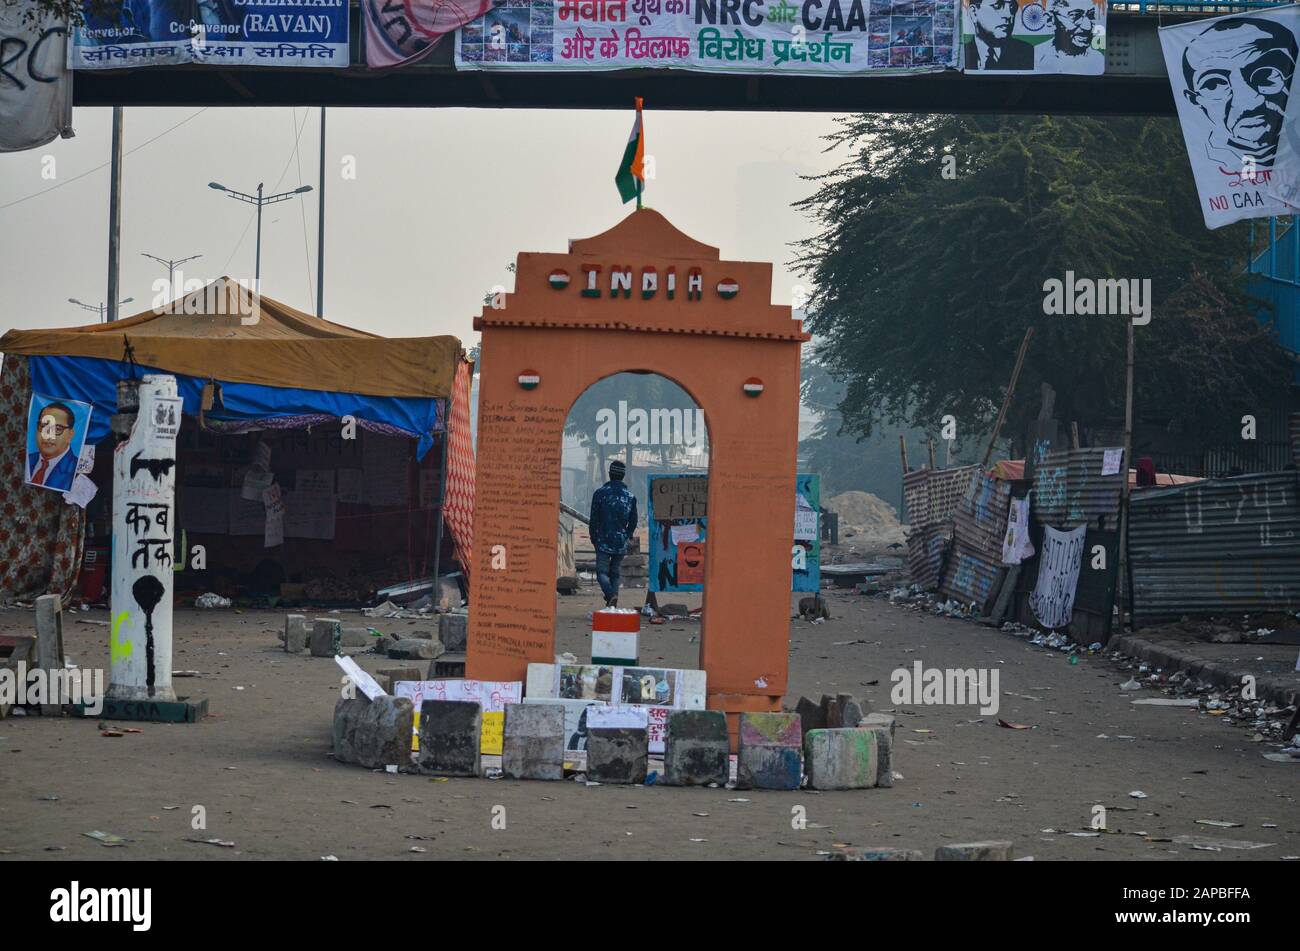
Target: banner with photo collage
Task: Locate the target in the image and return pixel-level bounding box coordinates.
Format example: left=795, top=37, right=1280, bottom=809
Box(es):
left=454, top=0, right=961, bottom=75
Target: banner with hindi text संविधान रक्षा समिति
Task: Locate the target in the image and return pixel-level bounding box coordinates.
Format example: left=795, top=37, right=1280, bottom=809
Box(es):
left=454, top=0, right=959, bottom=75
left=68, top=0, right=349, bottom=69
left=1160, top=5, right=1300, bottom=229
left=960, top=0, right=1104, bottom=75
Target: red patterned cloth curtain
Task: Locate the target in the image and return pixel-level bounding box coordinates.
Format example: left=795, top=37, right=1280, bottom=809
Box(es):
left=443, top=358, right=476, bottom=582
left=0, top=355, right=85, bottom=603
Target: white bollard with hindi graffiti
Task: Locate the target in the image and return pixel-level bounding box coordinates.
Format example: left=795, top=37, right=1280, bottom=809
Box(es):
left=108, top=375, right=182, bottom=701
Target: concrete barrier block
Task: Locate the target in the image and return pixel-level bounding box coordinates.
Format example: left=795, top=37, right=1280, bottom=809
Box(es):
left=333, top=695, right=414, bottom=769
left=663, top=709, right=729, bottom=786
left=804, top=728, right=879, bottom=790
left=736, top=712, right=802, bottom=790
left=934, top=841, right=1015, bottom=861
left=417, top=699, right=481, bottom=776
left=310, top=618, right=342, bottom=657
left=502, top=703, right=565, bottom=781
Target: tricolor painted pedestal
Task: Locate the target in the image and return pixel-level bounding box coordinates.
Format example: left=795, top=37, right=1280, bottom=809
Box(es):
left=592, top=608, right=640, bottom=665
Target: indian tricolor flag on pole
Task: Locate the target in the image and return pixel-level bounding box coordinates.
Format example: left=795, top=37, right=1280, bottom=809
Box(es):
left=615, top=97, right=646, bottom=208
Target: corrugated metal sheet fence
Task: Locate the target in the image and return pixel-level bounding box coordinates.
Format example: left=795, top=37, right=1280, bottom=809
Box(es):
left=903, top=465, right=978, bottom=590
left=1129, top=471, right=1300, bottom=624
left=1031, top=447, right=1124, bottom=530
left=938, top=471, right=1011, bottom=613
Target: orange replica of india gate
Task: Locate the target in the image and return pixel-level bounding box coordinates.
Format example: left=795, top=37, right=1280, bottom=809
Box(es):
left=467, top=209, right=809, bottom=731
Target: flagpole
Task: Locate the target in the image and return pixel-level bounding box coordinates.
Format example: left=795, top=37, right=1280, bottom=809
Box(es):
left=636, top=178, right=642, bottom=211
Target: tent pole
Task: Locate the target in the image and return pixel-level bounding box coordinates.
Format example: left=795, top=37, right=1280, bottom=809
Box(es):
left=430, top=404, right=451, bottom=597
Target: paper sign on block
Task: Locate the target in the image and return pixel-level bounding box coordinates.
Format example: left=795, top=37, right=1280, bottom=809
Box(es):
left=335, top=655, right=386, bottom=702
left=395, top=679, right=522, bottom=754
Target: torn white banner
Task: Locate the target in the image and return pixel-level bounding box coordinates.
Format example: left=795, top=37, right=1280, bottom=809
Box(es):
left=0, top=2, right=73, bottom=153
left=1029, top=524, right=1086, bottom=630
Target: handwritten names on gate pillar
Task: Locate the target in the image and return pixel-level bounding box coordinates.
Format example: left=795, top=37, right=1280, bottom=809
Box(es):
left=468, top=398, right=567, bottom=680
left=703, top=425, right=797, bottom=700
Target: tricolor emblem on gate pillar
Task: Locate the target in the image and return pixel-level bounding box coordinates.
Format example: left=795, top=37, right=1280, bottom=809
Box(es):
left=518, top=370, right=540, bottom=390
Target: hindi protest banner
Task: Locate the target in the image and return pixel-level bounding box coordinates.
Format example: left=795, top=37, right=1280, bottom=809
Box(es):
left=455, top=0, right=960, bottom=75
left=1161, top=6, right=1300, bottom=228
left=1029, top=524, right=1085, bottom=630
left=69, top=0, right=349, bottom=69
left=0, top=2, right=73, bottom=153
left=961, top=0, right=1104, bottom=75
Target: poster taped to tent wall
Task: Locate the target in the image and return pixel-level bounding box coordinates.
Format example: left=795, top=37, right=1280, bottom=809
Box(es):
left=25, top=394, right=92, bottom=494
left=1029, top=524, right=1085, bottom=630
left=1160, top=6, right=1300, bottom=229
left=0, top=4, right=73, bottom=153
left=69, top=0, right=350, bottom=69
left=454, top=0, right=960, bottom=75
left=961, top=0, right=1105, bottom=74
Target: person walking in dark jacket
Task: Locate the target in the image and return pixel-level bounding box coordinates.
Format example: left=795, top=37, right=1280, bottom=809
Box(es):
left=589, top=459, right=638, bottom=607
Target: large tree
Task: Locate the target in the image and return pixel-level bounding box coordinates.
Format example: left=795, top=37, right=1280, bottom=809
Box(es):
left=793, top=114, right=1294, bottom=452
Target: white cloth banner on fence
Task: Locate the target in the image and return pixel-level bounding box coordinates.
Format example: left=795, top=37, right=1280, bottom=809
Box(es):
left=1160, top=5, right=1300, bottom=228
left=0, top=2, right=73, bottom=153
left=1029, top=524, right=1086, bottom=630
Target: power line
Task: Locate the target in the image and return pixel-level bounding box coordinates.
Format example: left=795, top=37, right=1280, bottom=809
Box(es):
left=219, top=107, right=311, bottom=279
left=0, top=108, right=209, bottom=211
left=291, top=107, right=315, bottom=311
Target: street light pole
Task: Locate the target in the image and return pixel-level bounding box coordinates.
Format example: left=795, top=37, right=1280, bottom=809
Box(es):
left=141, top=252, right=202, bottom=295
left=208, top=180, right=312, bottom=290
left=70, top=296, right=134, bottom=323
left=107, top=107, right=124, bottom=324
left=317, top=107, right=325, bottom=319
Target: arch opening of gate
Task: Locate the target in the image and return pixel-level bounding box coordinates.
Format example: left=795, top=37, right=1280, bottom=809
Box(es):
left=467, top=209, right=808, bottom=729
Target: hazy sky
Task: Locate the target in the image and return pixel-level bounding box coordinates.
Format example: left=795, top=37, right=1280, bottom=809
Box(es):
left=0, top=107, right=848, bottom=345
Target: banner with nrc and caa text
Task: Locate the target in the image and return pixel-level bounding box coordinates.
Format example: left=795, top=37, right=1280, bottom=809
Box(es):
left=454, top=0, right=961, bottom=76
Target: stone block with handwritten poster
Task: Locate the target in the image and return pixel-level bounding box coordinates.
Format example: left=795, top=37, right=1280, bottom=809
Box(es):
left=585, top=705, right=649, bottom=785
left=525, top=663, right=705, bottom=754
left=502, top=703, right=565, bottom=781
left=417, top=700, right=481, bottom=777
left=394, top=679, right=522, bottom=755
left=524, top=696, right=607, bottom=770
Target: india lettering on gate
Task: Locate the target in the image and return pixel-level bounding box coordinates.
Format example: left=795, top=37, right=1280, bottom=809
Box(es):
left=548, top=264, right=738, bottom=301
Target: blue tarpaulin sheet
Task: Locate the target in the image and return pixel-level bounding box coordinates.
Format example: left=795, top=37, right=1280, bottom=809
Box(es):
left=28, top=354, right=445, bottom=459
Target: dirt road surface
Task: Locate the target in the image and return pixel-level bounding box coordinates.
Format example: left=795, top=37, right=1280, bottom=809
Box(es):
left=2, top=587, right=1295, bottom=861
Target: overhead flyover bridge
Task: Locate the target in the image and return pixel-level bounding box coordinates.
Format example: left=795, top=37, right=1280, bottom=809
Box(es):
left=71, top=1, right=1292, bottom=114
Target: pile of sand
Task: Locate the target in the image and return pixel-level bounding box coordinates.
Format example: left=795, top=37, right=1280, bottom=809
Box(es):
left=825, top=490, right=906, bottom=547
